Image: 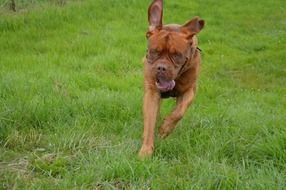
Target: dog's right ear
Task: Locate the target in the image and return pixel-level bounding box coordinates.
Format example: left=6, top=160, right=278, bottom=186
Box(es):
left=147, top=0, right=163, bottom=38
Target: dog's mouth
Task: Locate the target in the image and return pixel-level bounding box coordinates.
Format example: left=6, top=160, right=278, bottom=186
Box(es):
left=155, top=78, right=175, bottom=92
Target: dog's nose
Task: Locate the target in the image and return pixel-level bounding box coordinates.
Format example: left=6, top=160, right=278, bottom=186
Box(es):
left=156, top=64, right=167, bottom=73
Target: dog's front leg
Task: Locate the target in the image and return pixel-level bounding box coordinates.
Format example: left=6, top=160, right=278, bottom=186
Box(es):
left=158, top=87, right=195, bottom=138
left=138, top=89, right=160, bottom=158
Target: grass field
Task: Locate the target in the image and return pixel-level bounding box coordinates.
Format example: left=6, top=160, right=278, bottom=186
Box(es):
left=0, top=0, right=285, bottom=189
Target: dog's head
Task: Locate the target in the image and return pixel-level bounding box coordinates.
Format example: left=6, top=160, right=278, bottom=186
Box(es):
left=146, top=0, right=204, bottom=92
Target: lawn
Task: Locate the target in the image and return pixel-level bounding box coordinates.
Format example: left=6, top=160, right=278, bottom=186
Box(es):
left=0, top=0, right=285, bottom=189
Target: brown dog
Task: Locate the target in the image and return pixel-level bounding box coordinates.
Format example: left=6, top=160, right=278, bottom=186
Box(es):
left=139, top=0, right=205, bottom=158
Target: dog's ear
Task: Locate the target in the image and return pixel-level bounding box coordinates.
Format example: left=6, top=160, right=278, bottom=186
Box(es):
left=147, top=0, right=163, bottom=35
left=182, top=16, right=204, bottom=37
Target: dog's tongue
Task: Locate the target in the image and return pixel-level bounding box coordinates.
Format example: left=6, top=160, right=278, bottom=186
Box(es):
left=156, top=79, right=175, bottom=92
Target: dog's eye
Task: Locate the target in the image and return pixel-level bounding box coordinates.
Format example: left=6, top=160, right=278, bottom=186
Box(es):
left=149, top=49, right=160, bottom=57
left=147, top=49, right=161, bottom=63
left=172, top=52, right=182, bottom=59
left=171, top=52, right=183, bottom=62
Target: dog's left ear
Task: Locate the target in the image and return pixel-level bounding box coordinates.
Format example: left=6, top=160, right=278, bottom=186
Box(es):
left=182, top=16, right=205, bottom=37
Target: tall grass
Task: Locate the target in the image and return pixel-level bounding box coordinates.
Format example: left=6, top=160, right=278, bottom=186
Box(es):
left=0, top=0, right=285, bottom=189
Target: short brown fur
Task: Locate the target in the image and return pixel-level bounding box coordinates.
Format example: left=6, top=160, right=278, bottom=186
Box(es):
left=139, top=0, right=204, bottom=158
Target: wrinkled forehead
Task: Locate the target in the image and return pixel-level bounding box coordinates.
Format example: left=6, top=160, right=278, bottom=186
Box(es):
left=148, top=30, right=189, bottom=53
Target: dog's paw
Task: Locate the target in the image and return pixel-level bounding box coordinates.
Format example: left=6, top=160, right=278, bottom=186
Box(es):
left=158, top=125, right=171, bottom=139
left=158, top=120, right=176, bottom=138
left=138, top=145, right=153, bottom=159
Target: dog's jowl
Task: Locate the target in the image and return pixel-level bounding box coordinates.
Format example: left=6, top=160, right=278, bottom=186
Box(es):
left=139, top=0, right=205, bottom=158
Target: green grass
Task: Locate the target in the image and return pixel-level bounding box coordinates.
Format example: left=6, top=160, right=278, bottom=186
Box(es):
left=0, top=0, right=285, bottom=189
